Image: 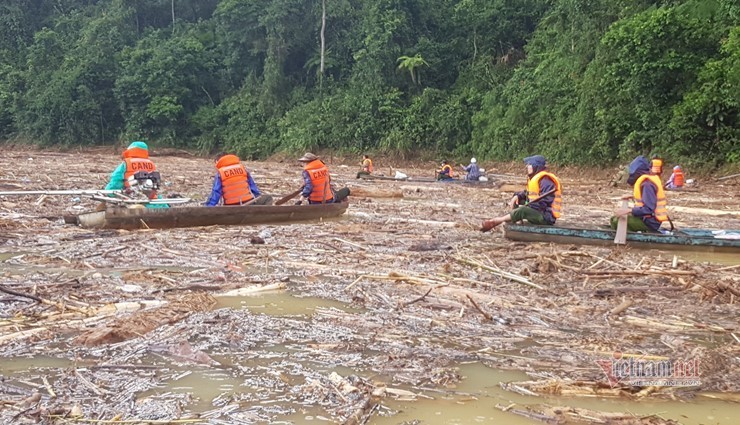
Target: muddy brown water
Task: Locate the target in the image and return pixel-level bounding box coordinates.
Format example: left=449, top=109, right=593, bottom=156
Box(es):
left=1, top=355, right=737, bottom=424
left=1, top=293, right=738, bottom=424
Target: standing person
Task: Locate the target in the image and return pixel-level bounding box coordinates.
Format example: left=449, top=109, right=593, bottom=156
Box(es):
left=296, top=153, right=350, bottom=205
left=104, top=141, right=167, bottom=208
left=461, top=158, right=481, bottom=181
left=205, top=153, right=272, bottom=206
left=612, top=155, right=668, bottom=233
left=664, top=165, right=684, bottom=190
left=480, top=155, right=562, bottom=231
left=356, top=154, right=374, bottom=178
left=436, top=160, right=454, bottom=180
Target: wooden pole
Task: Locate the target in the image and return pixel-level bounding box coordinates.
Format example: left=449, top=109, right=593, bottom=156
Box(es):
left=274, top=188, right=303, bottom=205
left=614, top=199, right=628, bottom=245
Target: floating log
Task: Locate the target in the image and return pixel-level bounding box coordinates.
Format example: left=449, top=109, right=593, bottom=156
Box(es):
left=348, top=187, right=403, bottom=198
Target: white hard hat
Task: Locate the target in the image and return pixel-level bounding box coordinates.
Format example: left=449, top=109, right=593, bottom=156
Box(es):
left=470, top=158, right=477, bottom=163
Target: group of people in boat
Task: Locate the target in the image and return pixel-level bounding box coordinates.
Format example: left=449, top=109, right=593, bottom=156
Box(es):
left=358, top=152, right=681, bottom=234
left=434, top=158, right=482, bottom=182
left=480, top=154, right=685, bottom=234
left=107, top=141, right=682, bottom=235
left=105, top=142, right=349, bottom=209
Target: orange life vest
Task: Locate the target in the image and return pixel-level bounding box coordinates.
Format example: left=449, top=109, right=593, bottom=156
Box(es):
left=651, top=158, right=663, bottom=175
left=122, top=148, right=157, bottom=198
left=216, top=154, right=254, bottom=205
left=526, top=171, right=563, bottom=219
left=672, top=169, right=684, bottom=187
left=362, top=158, right=373, bottom=173
left=440, top=164, right=454, bottom=177
left=634, top=175, right=668, bottom=222
left=304, top=159, right=333, bottom=203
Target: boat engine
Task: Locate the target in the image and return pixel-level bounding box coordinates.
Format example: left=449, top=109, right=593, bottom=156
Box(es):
left=126, top=171, right=161, bottom=199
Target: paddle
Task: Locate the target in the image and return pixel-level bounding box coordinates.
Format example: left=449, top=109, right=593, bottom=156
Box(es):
left=274, top=188, right=303, bottom=206
left=526, top=188, right=557, bottom=205
left=614, top=197, right=630, bottom=245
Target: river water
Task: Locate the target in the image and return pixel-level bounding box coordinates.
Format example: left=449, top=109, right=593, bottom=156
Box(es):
left=1, top=291, right=737, bottom=424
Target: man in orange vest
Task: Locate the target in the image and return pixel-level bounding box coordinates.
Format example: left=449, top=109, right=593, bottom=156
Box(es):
left=612, top=155, right=668, bottom=232
left=651, top=156, right=664, bottom=176
left=481, top=155, right=562, bottom=232
left=205, top=153, right=271, bottom=206
left=104, top=141, right=168, bottom=208
left=665, top=165, right=684, bottom=190
left=296, top=153, right=350, bottom=205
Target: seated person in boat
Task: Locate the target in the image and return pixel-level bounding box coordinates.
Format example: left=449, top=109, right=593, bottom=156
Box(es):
left=105, top=141, right=168, bottom=208
left=651, top=156, right=664, bottom=177
left=461, top=157, right=481, bottom=181
left=296, top=152, right=350, bottom=205
left=205, top=153, right=272, bottom=206
left=436, top=160, right=454, bottom=180
left=356, top=154, right=374, bottom=178
left=481, top=155, right=562, bottom=232
left=665, top=165, right=684, bottom=190
left=611, top=155, right=668, bottom=233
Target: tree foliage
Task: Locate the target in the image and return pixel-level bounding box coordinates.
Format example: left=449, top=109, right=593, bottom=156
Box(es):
left=0, top=0, right=737, bottom=164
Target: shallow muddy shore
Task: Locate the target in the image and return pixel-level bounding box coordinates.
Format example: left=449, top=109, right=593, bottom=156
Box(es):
left=1, top=148, right=739, bottom=424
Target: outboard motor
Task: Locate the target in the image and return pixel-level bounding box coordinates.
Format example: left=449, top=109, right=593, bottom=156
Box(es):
left=126, top=171, right=161, bottom=199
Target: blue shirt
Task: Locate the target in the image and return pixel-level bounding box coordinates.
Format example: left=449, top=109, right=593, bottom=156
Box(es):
left=301, top=170, right=335, bottom=203
left=205, top=172, right=261, bottom=206
left=463, top=163, right=480, bottom=180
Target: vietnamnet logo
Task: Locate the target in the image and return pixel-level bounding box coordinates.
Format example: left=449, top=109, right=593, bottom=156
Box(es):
left=595, top=352, right=701, bottom=387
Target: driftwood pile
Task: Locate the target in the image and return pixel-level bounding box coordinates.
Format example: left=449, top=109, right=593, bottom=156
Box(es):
left=1, top=149, right=739, bottom=424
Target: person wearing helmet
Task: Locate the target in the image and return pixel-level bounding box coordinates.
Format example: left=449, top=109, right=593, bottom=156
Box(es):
left=104, top=141, right=168, bottom=208
left=481, top=155, right=562, bottom=232
left=461, top=157, right=481, bottom=181
left=664, top=165, right=684, bottom=190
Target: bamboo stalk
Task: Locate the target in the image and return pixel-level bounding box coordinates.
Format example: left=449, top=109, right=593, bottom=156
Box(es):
left=454, top=256, right=545, bottom=291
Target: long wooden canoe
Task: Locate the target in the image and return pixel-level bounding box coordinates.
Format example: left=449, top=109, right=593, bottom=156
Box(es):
left=503, top=223, right=740, bottom=253
left=358, top=174, right=499, bottom=187
left=69, top=202, right=349, bottom=230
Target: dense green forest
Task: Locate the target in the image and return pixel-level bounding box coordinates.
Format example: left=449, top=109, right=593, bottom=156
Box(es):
left=0, top=0, right=738, bottom=164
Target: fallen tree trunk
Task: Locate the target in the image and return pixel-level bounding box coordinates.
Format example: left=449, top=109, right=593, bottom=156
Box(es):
left=349, top=187, right=403, bottom=198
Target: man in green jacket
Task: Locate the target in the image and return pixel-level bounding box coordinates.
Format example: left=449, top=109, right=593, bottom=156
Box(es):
left=104, top=141, right=168, bottom=208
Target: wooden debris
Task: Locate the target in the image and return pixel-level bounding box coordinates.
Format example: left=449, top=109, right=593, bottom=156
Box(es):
left=496, top=403, right=682, bottom=424
left=454, top=256, right=546, bottom=291
left=73, top=293, right=215, bottom=346
left=348, top=187, right=403, bottom=198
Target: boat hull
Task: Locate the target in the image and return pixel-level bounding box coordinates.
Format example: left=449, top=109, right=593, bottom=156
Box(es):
left=503, top=224, right=740, bottom=253
left=73, top=202, right=349, bottom=230
left=358, top=174, right=499, bottom=187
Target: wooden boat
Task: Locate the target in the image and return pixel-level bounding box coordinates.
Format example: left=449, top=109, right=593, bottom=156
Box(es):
left=68, top=202, right=349, bottom=230
left=503, top=223, right=740, bottom=253
left=357, top=174, right=407, bottom=181
left=358, top=174, right=499, bottom=187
